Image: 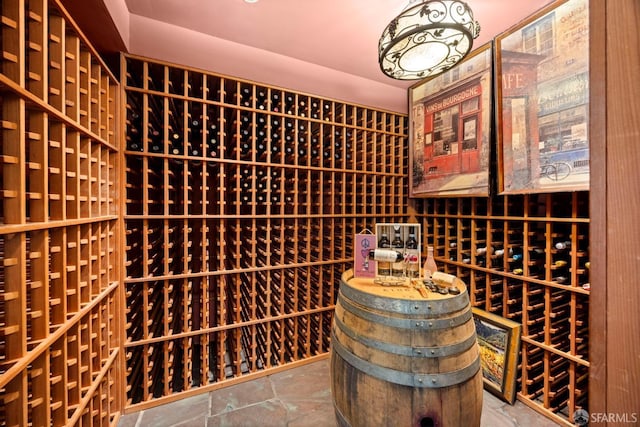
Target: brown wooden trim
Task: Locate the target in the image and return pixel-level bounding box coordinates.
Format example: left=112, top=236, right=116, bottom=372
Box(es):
left=587, top=0, right=607, bottom=420
left=603, top=0, right=640, bottom=422
left=59, top=0, right=127, bottom=55
left=590, top=0, right=640, bottom=423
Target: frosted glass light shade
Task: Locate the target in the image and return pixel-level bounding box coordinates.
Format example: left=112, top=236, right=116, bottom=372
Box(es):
left=379, top=0, right=480, bottom=80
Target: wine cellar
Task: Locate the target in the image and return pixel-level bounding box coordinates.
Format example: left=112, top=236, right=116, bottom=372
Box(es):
left=2, top=0, right=640, bottom=426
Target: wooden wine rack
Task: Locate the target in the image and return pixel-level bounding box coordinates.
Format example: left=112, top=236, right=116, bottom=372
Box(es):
left=121, top=53, right=409, bottom=409
left=416, top=192, right=589, bottom=426
left=1, top=3, right=593, bottom=422
left=0, top=0, right=120, bottom=426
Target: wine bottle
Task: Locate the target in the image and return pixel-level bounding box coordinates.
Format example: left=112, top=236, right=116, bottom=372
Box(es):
left=240, top=86, right=252, bottom=107
left=170, top=132, right=182, bottom=155
left=256, top=89, right=267, bottom=110
left=207, top=136, right=218, bottom=158
left=368, top=249, right=403, bottom=263
left=256, top=134, right=267, bottom=161
left=284, top=134, right=295, bottom=161
left=127, top=137, right=143, bottom=152
left=126, top=100, right=143, bottom=148
left=377, top=232, right=391, bottom=276
left=405, top=227, right=419, bottom=278
left=284, top=119, right=294, bottom=131
left=345, top=141, right=353, bottom=161
left=149, top=136, right=163, bottom=154
left=189, top=141, right=200, bottom=157
left=189, top=111, right=202, bottom=156
left=476, top=246, right=492, bottom=256
left=298, top=99, right=307, bottom=117
left=423, top=246, right=438, bottom=279
left=555, top=241, right=571, bottom=250
left=391, top=226, right=404, bottom=277
left=323, top=103, right=331, bottom=121
left=271, top=92, right=280, bottom=112
left=239, top=140, right=252, bottom=161
left=284, top=93, right=295, bottom=115
left=310, top=100, right=319, bottom=119
left=297, top=146, right=307, bottom=163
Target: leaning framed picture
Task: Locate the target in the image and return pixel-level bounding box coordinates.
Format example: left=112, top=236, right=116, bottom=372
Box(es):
left=408, top=42, right=493, bottom=197
left=495, top=0, right=589, bottom=194
left=472, top=308, right=521, bottom=404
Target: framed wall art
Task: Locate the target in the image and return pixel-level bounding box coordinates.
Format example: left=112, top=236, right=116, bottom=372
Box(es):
left=472, top=308, right=522, bottom=404
left=408, top=42, right=493, bottom=197
left=495, top=0, right=589, bottom=194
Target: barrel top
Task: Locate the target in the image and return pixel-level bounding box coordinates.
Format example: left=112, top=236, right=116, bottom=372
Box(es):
left=341, top=269, right=467, bottom=302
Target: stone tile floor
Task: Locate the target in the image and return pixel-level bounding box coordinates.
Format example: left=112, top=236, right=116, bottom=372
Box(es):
left=118, top=358, right=560, bottom=426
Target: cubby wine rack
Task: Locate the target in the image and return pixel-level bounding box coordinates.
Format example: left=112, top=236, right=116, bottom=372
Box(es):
left=415, top=192, right=589, bottom=426
left=121, top=53, right=409, bottom=409
left=0, top=0, right=120, bottom=426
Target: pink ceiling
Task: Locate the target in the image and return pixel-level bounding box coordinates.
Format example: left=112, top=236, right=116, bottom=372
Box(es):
left=118, top=0, right=553, bottom=112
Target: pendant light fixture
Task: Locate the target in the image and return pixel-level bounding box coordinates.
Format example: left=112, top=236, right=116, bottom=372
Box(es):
left=379, top=0, right=480, bottom=80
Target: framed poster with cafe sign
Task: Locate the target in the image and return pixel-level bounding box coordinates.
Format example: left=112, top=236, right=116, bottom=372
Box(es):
left=408, top=42, right=493, bottom=197
left=495, top=0, right=589, bottom=194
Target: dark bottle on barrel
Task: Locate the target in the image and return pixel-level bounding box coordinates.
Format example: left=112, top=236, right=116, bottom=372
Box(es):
left=405, top=227, right=419, bottom=278
left=391, top=226, right=404, bottom=277
left=377, top=232, right=391, bottom=276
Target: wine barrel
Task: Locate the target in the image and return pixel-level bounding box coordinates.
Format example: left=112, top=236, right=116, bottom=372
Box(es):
left=330, top=270, right=483, bottom=427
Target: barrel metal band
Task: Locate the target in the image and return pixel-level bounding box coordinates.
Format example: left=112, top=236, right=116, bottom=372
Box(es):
left=331, top=332, right=481, bottom=388
left=338, top=295, right=473, bottom=330
left=334, top=314, right=478, bottom=358
left=339, top=282, right=470, bottom=316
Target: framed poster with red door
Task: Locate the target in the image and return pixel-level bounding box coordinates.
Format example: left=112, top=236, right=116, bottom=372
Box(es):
left=495, top=0, right=589, bottom=194
left=408, top=42, right=493, bottom=197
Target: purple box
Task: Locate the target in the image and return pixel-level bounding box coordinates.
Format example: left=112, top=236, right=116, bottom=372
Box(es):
left=354, top=233, right=376, bottom=278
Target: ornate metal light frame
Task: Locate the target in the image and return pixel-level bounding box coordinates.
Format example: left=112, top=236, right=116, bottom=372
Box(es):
left=379, top=0, right=480, bottom=80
